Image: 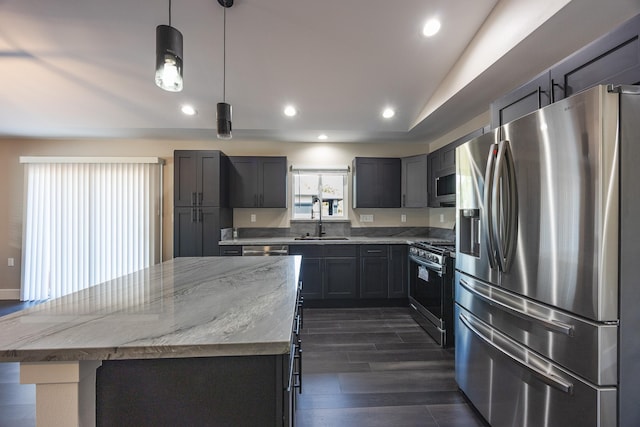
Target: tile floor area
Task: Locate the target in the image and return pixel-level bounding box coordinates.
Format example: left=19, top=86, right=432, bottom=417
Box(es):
left=296, top=307, right=487, bottom=427
left=0, top=304, right=487, bottom=426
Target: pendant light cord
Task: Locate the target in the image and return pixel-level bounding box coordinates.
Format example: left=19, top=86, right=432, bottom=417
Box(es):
left=168, top=0, right=172, bottom=26
left=223, top=6, right=227, bottom=103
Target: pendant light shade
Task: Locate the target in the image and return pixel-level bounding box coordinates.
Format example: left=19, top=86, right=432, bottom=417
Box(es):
left=217, top=102, right=232, bottom=139
left=155, top=25, right=183, bottom=92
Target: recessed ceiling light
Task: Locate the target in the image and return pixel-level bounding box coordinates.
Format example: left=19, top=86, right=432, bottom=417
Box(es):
left=382, top=108, right=395, bottom=119
left=181, top=104, right=197, bottom=116
left=317, top=134, right=328, bottom=140
left=284, top=105, right=297, bottom=117
left=422, top=18, right=441, bottom=37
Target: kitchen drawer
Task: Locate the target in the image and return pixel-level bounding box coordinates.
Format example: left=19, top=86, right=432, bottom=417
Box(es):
left=219, top=245, right=242, bottom=256
left=289, top=245, right=323, bottom=258
left=324, top=245, right=356, bottom=257
left=359, top=245, right=387, bottom=257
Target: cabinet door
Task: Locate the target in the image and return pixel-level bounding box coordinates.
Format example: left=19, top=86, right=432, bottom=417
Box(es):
left=324, top=258, right=357, bottom=298
left=427, top=152, right=440, bottom=207
left=229, top=157, right=258, bottom=207
left=551, top=13, right=640, bottom=102
left=299, top=258, right=323, bottom=300
left=174, top=151, right=198, bottom=207
left=378, top=158, right=401, bottom=208
left=490, top=72, right=551, bottom=128
left=388, top=245, right=408, bottom=298
left=198, top=151, right=222, bottom=207
left=259, top=157, right=287, bottom=208
left=200, top=207, right=221, bottom=256
left=401, top=154, right=428, bottom=208
left=353, top=158, right=378, bottom=208
left=173, top=207, right=199, bottom=257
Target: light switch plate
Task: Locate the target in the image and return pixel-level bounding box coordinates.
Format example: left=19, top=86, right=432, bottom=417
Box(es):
left=7, top=258, right=14, bottom=267
left=401, top=214, right=407, bottom=223
left=250, top=214, right=256, bottom=223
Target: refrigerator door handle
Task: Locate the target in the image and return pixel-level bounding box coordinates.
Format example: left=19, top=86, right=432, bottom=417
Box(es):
left=492, top=140, right=518, bottom=272
left=483, top=144, right=498, bottom=269
left=459, top=312, right=574, bottom=394
left=459, top=278, right=575, bottom=336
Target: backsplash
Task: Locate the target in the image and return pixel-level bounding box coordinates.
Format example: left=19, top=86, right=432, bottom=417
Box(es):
left=230, top=225, right=455, bottom=241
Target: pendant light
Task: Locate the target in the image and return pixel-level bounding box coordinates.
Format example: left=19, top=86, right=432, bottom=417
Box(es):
left=155, top=0, right=184, bottom=92
left=217, top=0, right=233, bottom=139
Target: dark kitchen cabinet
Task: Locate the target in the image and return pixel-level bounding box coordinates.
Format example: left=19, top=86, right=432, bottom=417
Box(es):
left=174, top=207, right=232, bottom=257
left=359, top=245, right=388, bottom=298
left=353, top=157, right=401, bottom=208
left=401, top=154, right=428, bottom=208
left=491, top=13, right=640, bottom=129
left=428, top=128, right=483, bottom=208
left=229, top=156, right=287, bottom=208
left=550, top=13, right=640, bottom=102
left=388, top=245, right=408, bottom=298
left=490, top=71, right=552, bottom=129
left=174, top=150, right=232, bottom=257
left=174, top=150, right=228, bottom=207
left=289, top=245, right=356, bottom=300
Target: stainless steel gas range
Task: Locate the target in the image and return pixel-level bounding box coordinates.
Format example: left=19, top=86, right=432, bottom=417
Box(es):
left=408, top=241, right=455, bottom=347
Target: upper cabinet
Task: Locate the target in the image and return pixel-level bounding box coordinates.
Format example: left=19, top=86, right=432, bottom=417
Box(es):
left=428, top=129, right=483, bottom=208
left=491, top=13, right=640, bottom=129
left=229, top=156, right=287, bottom=208
left=352, top=157, right=401, bottom=208
left=174, top=150, right=228, bottom=207
left=401, top=154, right=428, bottom=208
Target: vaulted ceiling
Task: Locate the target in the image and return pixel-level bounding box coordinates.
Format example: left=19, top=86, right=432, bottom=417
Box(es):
left=1, top=0, right=639, bottom=143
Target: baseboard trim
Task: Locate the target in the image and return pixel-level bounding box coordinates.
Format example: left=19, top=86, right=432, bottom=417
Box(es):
left=0, top=289, right=20, bottom=300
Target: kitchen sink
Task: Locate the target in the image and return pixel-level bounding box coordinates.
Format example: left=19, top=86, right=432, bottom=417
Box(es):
left=294, top=236, right=349, bottom=240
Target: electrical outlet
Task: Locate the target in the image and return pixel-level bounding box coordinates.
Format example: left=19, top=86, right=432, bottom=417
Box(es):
left=250, top=214, right=256, bottom=223
left=401, top=214, right=407, bottom=223
left=360, top=214, right=374, bottom=223
left=439, top=214, right=445, bottom=223
left=8, top=258, right=14, bottom=267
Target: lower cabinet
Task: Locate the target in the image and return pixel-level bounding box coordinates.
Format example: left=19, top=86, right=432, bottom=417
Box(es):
left=290, top=245, right=357, bottom=300
left=174, top=207, right=232, bottom=257
left=291, top=244, right=407, bottom=303
left=388, top=245, right=408, bottom=298
left=360, top=245, right=388, bottom=298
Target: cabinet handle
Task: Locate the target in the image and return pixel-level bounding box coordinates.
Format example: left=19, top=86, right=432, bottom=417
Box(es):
left=254, top=194, right=258, bottom=207
left=198, top=192, right=203, bottom=206
left=367, top=250, right=383, bottom=254
left=260, top=194, right=263, bottom=207
left=191, top=192, right=197, bottom=206
left=402, top=194, right=406, bottom=207
left=191, top=208, right=197, bottom=223
left=197, top=208, right=203, bottom=223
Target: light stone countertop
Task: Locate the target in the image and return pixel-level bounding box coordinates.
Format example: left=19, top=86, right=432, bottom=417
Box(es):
left=0, top=256, right=301, bottom=362
left=219, top=236, right=451, bottom=246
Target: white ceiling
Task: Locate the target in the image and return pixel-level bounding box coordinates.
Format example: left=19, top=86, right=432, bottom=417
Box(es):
left=1, top=0, right=639, bottom=143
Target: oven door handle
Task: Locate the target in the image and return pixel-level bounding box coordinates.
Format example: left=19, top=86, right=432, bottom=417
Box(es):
left=409, top=254, right=443, bottom=276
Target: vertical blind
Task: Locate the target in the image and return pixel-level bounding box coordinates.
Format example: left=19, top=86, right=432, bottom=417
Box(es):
left=20, top=157, right=164, bottom=301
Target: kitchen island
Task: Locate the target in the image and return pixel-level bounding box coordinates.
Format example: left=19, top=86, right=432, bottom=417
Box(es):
left=0, top=256, right=302, bottom=426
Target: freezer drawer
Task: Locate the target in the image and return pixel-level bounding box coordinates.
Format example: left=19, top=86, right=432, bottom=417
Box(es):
left=455, top=271, right=617, bottom=386
left=455, top=303, right=616, bottom=427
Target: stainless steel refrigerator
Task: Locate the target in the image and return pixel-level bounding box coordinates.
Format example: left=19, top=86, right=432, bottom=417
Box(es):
left=454, top=85, right=640, bottom=427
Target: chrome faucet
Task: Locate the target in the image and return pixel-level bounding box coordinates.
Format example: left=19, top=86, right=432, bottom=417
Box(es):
left=312, top=196, right=325, bottom=237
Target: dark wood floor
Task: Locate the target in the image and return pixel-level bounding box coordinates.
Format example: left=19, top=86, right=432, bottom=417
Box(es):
left=296, top=307, right=487, bottom=427
left=0, top=303, right=486, bottom=426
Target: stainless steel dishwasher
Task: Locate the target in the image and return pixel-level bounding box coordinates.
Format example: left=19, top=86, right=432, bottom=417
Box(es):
left=242, top=245, right=289, bottom=256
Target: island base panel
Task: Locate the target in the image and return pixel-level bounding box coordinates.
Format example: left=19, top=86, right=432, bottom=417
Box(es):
left=96, top=355, right=291, bottom=426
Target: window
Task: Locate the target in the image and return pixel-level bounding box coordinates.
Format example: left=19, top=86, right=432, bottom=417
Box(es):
left=291, top=167, right=348, bottom=220
left=20, top=157, right=164, bottom=301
